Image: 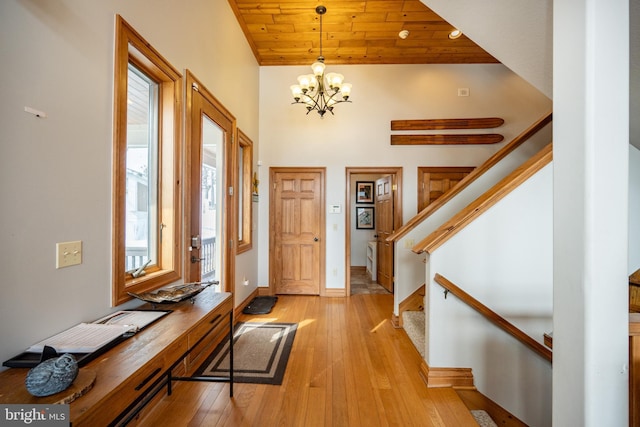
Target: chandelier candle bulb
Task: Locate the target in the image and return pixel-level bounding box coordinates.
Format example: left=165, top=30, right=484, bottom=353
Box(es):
left=289, top=5, right=352, bottom=117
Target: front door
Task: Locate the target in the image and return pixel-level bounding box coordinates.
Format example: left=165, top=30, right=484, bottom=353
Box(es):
left=270, top=168, right=325, bottom=295
left=186, top=71, right=235, bottom=291
left=375, top=175, right=394, bottom=293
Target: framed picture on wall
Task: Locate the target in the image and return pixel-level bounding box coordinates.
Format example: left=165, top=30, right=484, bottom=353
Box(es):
left=356, top=181, right=374, bottom=203
left=356, top=206, right=375, bottom=229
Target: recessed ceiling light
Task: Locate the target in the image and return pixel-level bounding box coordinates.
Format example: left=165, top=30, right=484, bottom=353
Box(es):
left=449, top=29, right=462, bottom=39
left=399, top=30, right=410, bottom=39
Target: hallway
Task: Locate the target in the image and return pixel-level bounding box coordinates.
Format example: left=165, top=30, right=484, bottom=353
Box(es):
left=350, top=266, right=390, bottom=295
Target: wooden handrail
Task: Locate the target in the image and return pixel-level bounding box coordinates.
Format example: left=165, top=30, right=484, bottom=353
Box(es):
left=388, top=111, right=552, bottom=243
left=433, top=273, right=552, bottom=363
left=413, top=142, right=552, bottom=254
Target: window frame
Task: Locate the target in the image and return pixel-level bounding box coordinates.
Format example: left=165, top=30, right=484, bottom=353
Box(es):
left=112, top=15, right=182, bottom=306
left=236, top=129, right=253, bottom=254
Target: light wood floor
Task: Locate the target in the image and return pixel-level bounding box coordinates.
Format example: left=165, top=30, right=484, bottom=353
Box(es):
left=138, top=294, right=479, bottom=426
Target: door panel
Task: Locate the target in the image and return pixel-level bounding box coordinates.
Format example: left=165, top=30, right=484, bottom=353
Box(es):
left=271, top=169, right=325, bottom=295
left=375, top=175, right=394, bottom=293
left=418, top=167, right=474, bottom=211
left=186, top=72, right=235, bottom=291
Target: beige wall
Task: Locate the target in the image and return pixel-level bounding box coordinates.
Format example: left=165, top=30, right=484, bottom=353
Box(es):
left=257, top=63, right=552, bottom=290
left=0, top=0, right=259, bottom=367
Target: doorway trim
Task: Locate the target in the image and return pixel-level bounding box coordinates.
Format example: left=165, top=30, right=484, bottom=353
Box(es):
left=184, top=70, right=237, bottom=292
left=345, top=167, right=403, bottom=296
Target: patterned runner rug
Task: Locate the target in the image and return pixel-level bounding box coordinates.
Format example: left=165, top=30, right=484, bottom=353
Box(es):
left=195, top=322, right=297, bottom=385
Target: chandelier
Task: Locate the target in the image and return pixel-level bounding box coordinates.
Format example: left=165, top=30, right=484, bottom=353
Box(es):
left=289, top=5, right=352, bottom=117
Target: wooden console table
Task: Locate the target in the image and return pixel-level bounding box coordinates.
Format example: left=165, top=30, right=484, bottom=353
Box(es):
left=0, top=288, right=233, bottom=426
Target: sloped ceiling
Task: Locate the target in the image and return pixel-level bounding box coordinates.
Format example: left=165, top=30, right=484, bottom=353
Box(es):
left=227, top=0, right=498, bottom=66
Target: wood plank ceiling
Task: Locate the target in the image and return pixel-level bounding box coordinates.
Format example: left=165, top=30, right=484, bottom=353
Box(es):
left=227, top=0, right=499, bottom=66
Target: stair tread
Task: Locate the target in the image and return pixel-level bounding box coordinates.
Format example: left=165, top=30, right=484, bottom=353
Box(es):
left=427, top=388, right=483, bottom=426
left=472, top=410, right=498, bottom=427
left=402, top=310, right=425, bottom=357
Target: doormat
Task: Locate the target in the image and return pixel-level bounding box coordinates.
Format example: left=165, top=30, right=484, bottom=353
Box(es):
left=242, top=296, right=278, bottom=314
left=195, top=322, right=297, bottom=385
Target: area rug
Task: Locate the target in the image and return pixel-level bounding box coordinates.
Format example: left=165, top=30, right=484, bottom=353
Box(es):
left=195, top=322, right=297, bottom=385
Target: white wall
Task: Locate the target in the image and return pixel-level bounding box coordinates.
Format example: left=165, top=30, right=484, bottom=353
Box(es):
left=427, top=164, right=553, bottom=426
left=257, top=63, right=551, bottom=290
left=631, top=145, right=640, bottom=271
left=0, top=0, right=259, bottom=368
left=394, top=122, right=551, bottom=311
left=553, top=0, right=629, bottom=425
left=631, top=0, right=640, bottom=149
left=423, top=0, right=553, bottom=99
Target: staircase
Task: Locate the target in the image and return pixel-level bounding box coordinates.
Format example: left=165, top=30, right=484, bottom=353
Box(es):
left=393, top=118, right=553, bottom=426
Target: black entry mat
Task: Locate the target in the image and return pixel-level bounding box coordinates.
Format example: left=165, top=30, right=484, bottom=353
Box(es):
left=242, top=296, right=278, bottom=315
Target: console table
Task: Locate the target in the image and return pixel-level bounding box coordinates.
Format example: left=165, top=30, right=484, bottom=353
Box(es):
left=0, top=288, right=233, bottom=426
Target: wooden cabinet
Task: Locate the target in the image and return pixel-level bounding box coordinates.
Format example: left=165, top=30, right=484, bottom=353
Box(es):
left=0, top=289, right=233, bottom=426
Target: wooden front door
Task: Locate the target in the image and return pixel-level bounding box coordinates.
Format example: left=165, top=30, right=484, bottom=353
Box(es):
left=270, top=168, right=325, bottom=295
left=186, top=71, right=235, bottom=291
left=375, top=175, right=394, bottom=293
left=417, top=167, right=474, bottom=211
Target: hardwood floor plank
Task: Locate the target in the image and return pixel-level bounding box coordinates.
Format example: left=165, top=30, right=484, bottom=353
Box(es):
left=138, top=294, right=481, bottom=427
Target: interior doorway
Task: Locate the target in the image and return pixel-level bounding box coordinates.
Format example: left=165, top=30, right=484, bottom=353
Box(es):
left=345, top=167, right=402, bottom=296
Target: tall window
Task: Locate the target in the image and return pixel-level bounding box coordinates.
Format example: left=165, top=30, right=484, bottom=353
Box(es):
left=112, top=16, right=182, bottom=305
left=237, top=129, right=253, bottom=253
left=126, top=66, right=158, bottom=271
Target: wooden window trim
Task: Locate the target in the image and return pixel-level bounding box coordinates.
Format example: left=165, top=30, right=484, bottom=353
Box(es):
left=112, top=15, right=182, bottom=306
left=236, top=129, right=253, bottom=254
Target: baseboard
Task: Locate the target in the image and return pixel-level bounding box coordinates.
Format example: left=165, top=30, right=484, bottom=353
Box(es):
left=235, top=288, right=259, bottom=319
left=324, top=288, right=346, bottom=297
left=255, top=287, right=345, bottom=297
left=419, top=361, right=475, bottom=388
left=391, top=314, right=401, bottom=328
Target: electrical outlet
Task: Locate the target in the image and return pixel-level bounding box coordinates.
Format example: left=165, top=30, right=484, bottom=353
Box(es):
left=404, top=239, right=415, bottom=249
left=56, top=241, right=82, bottom=268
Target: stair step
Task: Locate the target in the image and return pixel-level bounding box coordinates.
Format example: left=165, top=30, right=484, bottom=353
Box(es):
left=402, top=310, right=425, bottom=357
left=472, top=410, right=498, bottom=427
left=456, top=389, right=528, bottom=426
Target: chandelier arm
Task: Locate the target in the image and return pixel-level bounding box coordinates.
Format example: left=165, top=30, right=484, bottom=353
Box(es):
left=306, top=92, right=323, bottom=112
left=290, top=5, right=351, bottom=117
left=325, top=91, right=347, bottom=105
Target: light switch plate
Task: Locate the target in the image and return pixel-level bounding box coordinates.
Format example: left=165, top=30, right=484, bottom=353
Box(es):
left=56, top=241, right=82, bottom=268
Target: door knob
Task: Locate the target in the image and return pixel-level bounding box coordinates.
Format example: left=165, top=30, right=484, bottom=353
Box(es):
left=314, top=237, right=319, bottom=242
left=191, top=255, right=205, bottom=263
